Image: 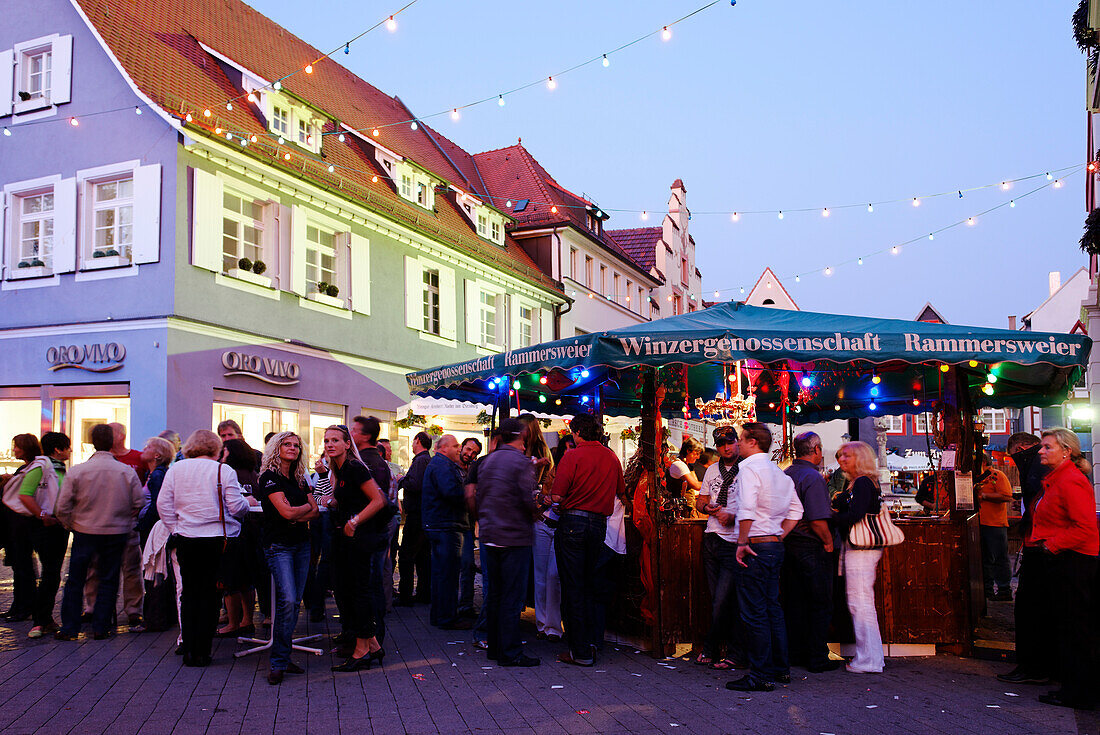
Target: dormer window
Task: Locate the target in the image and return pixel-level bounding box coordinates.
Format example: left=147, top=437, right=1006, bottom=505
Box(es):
left=491, top=220, right=501, bottom=242
left=477, top=214, right=487, bottom=237
left=400, top=175, right=413, bottom=198
left=271, top=106, right=290, bottom=137
left=297, top=118, right=312, bottom=146
left=417, top=182, right=428, bottom=206
left=263, top=93, right=321, bottom=153
left=586, top=211, right=601, bottom=235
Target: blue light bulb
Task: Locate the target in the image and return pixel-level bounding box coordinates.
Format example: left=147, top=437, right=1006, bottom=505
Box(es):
left=870, top=386, right=880, bottom=397
left=580, top=369, right=590, bottom=379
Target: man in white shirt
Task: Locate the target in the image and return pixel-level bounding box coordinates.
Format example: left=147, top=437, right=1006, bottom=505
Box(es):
left=725, top=423, right=803, bottom=693
left=693, top=426, right=746, bottom=668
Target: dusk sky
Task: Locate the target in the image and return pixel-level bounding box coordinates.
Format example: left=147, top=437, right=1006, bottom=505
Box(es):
left=249, top=0, right=1087, bottom=329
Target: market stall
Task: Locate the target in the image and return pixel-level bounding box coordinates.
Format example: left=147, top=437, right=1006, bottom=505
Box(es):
left=406, top=302, right=1090, bottom=656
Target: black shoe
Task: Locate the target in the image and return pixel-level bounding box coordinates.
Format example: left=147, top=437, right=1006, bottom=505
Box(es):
left=1039, top=692, right=1095, bottom=710
left=267, top=669, right=284, bottom=685
left=807, top=660, right=843, bottom=673
left=93, top=631, right=113, bottom=641
left=997, top=668, right=1050, bottom=685
left=500, top=654, right=541, bottom=667
left=286, top=662, right=305, bottom=674
left=771, top=674, right=791, bottom=684
left=80, top=612, right=93, bottom=624
left=54, top=631, right=78, bottom=641
left=183, top=654, right=211, bottom=668
left=725, top=675, right=774, bottom=692
left=127, top=614, right=144, bottom=630
left=332, top=648, right=383, bottom=672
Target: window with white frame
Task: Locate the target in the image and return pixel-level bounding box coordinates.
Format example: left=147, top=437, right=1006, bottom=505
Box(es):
left=570, top=248, right=578, bottom=279
left=479, top=290, right=498, bottom=346
left=613, top=273, right=621, bottom=302
left=222, top=190, right=265, bottom=273
left=16, top=190, right=54, bottom=268
left=90, top=177, right=134, bottom=261
left=673, top=294, right=682, bottom=315
left=518, top=305, right=533, bottom=347
left=638, top=286, right=645, bottom=311
left=882, top=414, right=905, bottom=433
left=477, top=214, right=488, bottom=237
left=400, top=175, right=413, bottom=198
left=297, top=118, right=312, bottom=146
left=305, top=225, right=336, bottom=295
left=491, top=220, right=501, bottom=242
left=23, top=49, right=51, bottom=103
left=417, top=182, right=428, bottom=207
left=585, top=256, right=593, bottom=288
left=979, top=408, right=1007, bottom=434
left=600, top=265, right=607, bottom=293
left=423, top=269, right=440, bottom=335
left=271, top=106, right=290, bottom=137
left=4, top=34, right=72, bottom=116
left=913, top=412, right=936, bottom=434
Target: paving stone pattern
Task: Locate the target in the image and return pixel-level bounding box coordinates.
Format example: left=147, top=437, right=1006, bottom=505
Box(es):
left=0, top=574, right=1094, bottom=734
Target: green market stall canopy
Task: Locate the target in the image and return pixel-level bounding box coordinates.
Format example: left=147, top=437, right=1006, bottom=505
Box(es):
left=406, top=302, right=1091, bottom=424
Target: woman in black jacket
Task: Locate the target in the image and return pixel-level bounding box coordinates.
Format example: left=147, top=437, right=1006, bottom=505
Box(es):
left=833, top=441, right=884, bottom=674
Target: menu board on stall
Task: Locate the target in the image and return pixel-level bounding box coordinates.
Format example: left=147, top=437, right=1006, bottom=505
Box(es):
left=939, top=447, right=956, bottom=470
left=954, top=472, right=974, bottom=510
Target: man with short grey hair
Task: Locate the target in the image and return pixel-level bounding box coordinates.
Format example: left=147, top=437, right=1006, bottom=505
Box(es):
left=782, top=431, right=839, bottom=673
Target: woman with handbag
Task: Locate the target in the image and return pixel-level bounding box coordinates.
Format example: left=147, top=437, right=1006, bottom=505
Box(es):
left=1031, top=428, right=1098, bottom=711
left=833, top=441, right=886, bottom=674
left=325, top=425, right=389, bottom=672
left=255, top=432, right=318, bottom=684
left=157, top=430, right=250, bottom=667
left=3, top=433, right=44, bottom=622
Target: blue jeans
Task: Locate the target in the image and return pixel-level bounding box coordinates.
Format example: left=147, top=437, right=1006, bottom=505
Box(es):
left=554, top=511, right=607, bottom=662
left=735, top=541, right=788, bottom=682
left=702, top=532, right=746, bottom=661
left=484, top=545, right=532, bottom=663
left=425, top=528, right=463, bottom=627
left=459, top=529, right=476, bottom=613
left=264, top=541, right=310, bottom=671
left=60, top=531, right=127, bottom=635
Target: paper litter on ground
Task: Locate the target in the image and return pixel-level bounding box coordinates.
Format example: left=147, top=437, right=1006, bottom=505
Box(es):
left=551, top=685, right=564, bottom=689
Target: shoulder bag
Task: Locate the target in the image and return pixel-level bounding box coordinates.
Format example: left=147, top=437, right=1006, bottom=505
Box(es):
left=847, top=503, right=905, bottom=549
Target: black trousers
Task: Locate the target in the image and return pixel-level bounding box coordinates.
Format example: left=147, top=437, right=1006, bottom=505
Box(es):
left=9, top=514, right=69, bottom=625
left=781, top=535, right=834, bottom=668
left=332, top=527, right=387, bottom=640
left=485, top=545, right=532, bottom=663
left=1014, top=546, right=1055, bottom=676
left=6, top=509, right=37, bottom=616
left=397, top=516, right=431, bottom=601
left=1047, top=550, right=1098, bottom=706
left=555, top=512, right=607, bottom=662
left=175, top=536, right=226, bottom=660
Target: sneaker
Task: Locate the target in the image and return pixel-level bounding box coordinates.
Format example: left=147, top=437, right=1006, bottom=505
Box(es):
left=128, top=615, right=146, bottom=633
left=556, top=651, right=594, bottom=667
left=27, top=626, right=44, bottom=639
left=725, top=675, right=774, bottom=692
left=500, top=654, right=541, bottom=667
left=54, top=631, right=78, bottom=641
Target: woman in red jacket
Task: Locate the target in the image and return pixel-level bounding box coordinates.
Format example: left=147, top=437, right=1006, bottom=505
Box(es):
left=1032, top=428, right=1098, bottom=711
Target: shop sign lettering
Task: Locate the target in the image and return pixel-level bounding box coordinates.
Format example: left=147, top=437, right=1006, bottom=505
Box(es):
left=221, top=351, right=301, bottom=386
left=46, top=342, right=126, bottom=373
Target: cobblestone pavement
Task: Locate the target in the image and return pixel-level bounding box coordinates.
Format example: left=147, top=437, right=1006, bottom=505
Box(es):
left=0, top=575, right=1095, bottom=734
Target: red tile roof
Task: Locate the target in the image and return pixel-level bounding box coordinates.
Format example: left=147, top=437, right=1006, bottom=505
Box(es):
left=472, top=144, right=652, bottom=278
left=604, top=227, right=661, bottom=272
left=71, top=0, right=558, bottom=292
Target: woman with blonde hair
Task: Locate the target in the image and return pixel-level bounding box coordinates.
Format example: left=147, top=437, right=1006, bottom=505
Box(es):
left=832, top=441, right=885, bottom=674
left=1032, top=428, right=1098, bottom=710
left=256, top=432, right=318, bottom=684
left=157, top=430, right=251, bottom=667
left=520, top=413, right=561, bottom=642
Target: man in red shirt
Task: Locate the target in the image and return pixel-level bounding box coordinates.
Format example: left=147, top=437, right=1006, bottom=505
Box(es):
left=110, top=423, right=146, bottom=485
left=550, top=412, right=624, bottom=666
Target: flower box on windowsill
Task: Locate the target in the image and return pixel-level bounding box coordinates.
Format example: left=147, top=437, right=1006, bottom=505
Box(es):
left=307, top=292, right=346, bottom=309
left=83, top=255, right=131, bottom=270
left=226, top=268, right=273, bottom=288
left=10, top=265, right=52, bottom=280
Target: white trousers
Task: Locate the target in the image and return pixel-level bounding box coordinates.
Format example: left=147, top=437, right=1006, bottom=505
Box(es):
left=844, top=545, right=884, bottom=672
left=533, top=520, right=562, bottom=636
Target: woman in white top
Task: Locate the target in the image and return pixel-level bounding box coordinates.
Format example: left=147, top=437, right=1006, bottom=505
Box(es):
left=666, top=437, right=704, bottom=501
left=157, top=430, right=250, bottom=668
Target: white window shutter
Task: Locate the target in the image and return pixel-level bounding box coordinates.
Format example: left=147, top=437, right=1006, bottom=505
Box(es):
left=52, top=177, right=77, bottom=273
left=288, top=205, right=307, bottom=295
left=131, top=163, right=161, bottom=264
left=348, top=232, right=370, bottom=314
left=51, top=35, right=73, bottom=105
left=508, top=296, right=522, bottom=349
left=190, top=168, right=222, bottom=271
left=439, top=266, right=457, bottom=341
left=0, top=50, right=13, bottom=117
left=464, top=279, right=479, bottom=345
left=404, top=255, right=420, bottom=329
left=540, top=307, right=554, bottom=341
left=494, top=293, right=507, bottom=347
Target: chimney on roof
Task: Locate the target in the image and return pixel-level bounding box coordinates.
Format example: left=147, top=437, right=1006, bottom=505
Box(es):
left=1008, top=315, right=1017, bottom=330
left=1048, top=271, right=1061, bottom=296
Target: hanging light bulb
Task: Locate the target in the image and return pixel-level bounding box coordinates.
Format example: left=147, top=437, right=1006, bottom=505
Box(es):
left=344, top=43, right=350, bottom=55
left=215, top=126, right=222, bottom=134
left=226, top=102, right=233, bottom=111
left=868, top=402, right=877, bottom=411
left=913, top=398, right=921, bottom=406
left=240, top=138, right=248, bottom=147
left=410, top=121, right=418, bottom=130
left=870, top=386, right=880, bottom=397
left=547, top=76, right=556, bottom=90
left=327, top=165, right=334, bottom=173
left=550, top=205, right=558, bottom=214
left=739, top=287, right=745, bottom=294
left=822, top=207, right=829, bottom=217
left=713, top=290, right=720, bottom=297
left=386, top=15, right=397, bottom=32
left=1053, top=179, right=1063, bottom=188
left=891, top=245, right=899, bottom=255
left=867, top=203, right=873, bottom=213
left=305, top=64, right=313, bottom=74
left=338, top=133, right=345, bottom=142
left=135, top=107, right=142, bottom=115
left=203, top=108, right=211, bottom=117
left=306, top=135, right=313, bottom=144
left=283, top=152, right=291, bottom=160
left=580, top=369, right=590, bottom=378
left=834, top=404, right=841, bottom=411
left=911, top=197, right=920, bottom=207
left=450, top=108, right=460, bottom=121
left=506, top=200, right=513, bottom=208
left=857, top=257, right=863, bottom=265
left=250, top=135, right=258, bottom=143
left=967, top=217, right=975, bottom=226
left=641, top=210, right=648, bottom=220
left=2, top=127, right=10, bottom=136
left=731, top=212, right=740, bottom=222
left=795, top=275, right=800, bottom=283
left=273, top=81, right=282, bottom=91
left=982, top=383, right=995, bottom=396
left=498, top=95, right=505, bottom=106
left=968, top=360, right=979, bottom=367
left=277, top=136, right=285, bottom=145
left=939, top=364, right=950, bottom=373
left=988, top=373, right=998, bottom=384
left=823, top=266, right=832, bottom=276
left=185, top=113, right=193, bottom=122
left=872, top=375, right=882, bottom=384
left=225, top=132, right=233, bottom=140
left=777, top=210, right=784, bottom=220
left=662, top=26, right=672, bottom=41
left=1046, top=172, right=1053, bottom=180
left=1000, top=181, right=1010, bottom=190
left=69, top=117, right=79, bottom=127
left=928, top=233, right=934, bottom=240
left=371, top=175, right=378, bottom=183
left=602, top=54, right=610, bottom=67
left=372, top=128, right=380, bottom=137
left=1009, top=199, right=1015, bottom=208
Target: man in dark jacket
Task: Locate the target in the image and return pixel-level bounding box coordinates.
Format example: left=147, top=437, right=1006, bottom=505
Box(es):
left=476, top=419, right=539, bottom=666
left=421, top=435, right=470, bottom=629
left=350, top=415, right=395, bottom=628
left=396, top=432, right=432, bottom=606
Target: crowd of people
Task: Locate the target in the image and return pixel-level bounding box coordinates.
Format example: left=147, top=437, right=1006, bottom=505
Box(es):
left=0, top=416, right=1096, bottom=708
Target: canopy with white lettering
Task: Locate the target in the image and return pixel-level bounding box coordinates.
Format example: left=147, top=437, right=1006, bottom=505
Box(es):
left=406, top=302, right=1091, bottom=423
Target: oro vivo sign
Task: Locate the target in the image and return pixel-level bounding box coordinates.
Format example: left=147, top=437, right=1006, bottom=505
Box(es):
left=221, top=351, right=301, bottom=386
left=46, top=342, right=126, bottom=372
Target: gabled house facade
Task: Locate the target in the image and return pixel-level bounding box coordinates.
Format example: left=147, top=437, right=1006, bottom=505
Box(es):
left=0, top=0, right=565, bottom=468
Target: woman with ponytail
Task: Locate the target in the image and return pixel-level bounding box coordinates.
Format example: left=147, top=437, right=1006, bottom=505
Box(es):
left=1032, top=428, right=1098, bottom=711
